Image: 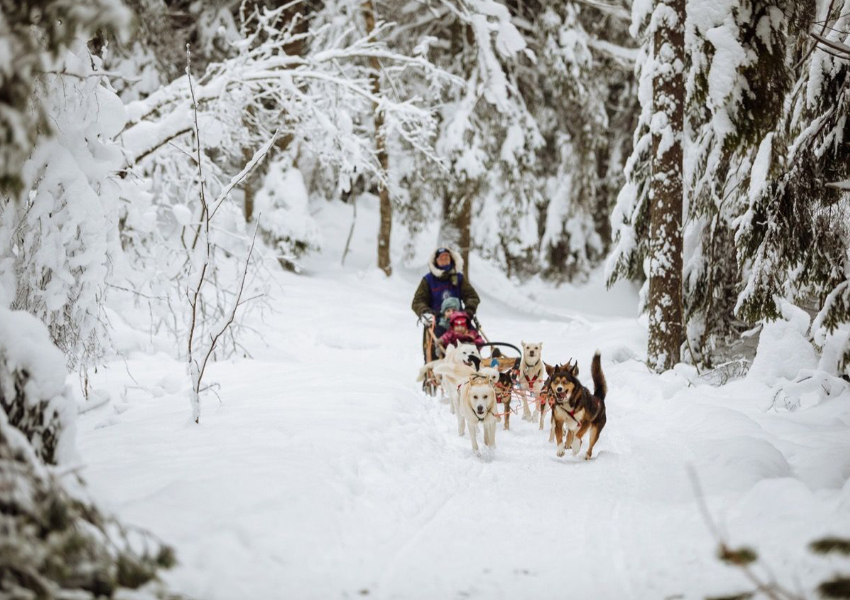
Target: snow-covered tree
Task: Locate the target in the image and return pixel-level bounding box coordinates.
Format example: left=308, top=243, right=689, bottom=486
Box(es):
left=739, top=1, right=850, bottom=372
left=388, top=0, right=638, bottom=281
left=0, top=0, right=133, bottom=372
left=647, top=0, right=685, bottom=372
left=0, top=46, right=127, bottom=370
left=0, top=0, right=130, bottom=199
left=680, top=0, right=804, bottom=364
left=609, top=0, right=685, bottom=371
left=0, top=307, right=176, bottom=598
left=530, top=2, right=634, bottom=281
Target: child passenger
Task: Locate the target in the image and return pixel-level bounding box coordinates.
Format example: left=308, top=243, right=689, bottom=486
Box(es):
left=437, top=296, right=462, bottom=336
left=439, top=312, right=485, bottom=349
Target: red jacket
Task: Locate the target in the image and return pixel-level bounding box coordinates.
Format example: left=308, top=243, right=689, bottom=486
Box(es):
left=440, top=329, right=485, bottom=349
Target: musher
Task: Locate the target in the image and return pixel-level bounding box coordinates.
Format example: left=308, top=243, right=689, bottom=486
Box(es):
left=412, top=247, right=480, bottom=361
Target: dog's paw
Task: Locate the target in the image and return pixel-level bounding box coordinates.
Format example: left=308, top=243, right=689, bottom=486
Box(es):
left=571, top=439, right=581, bottom=455
left=556, top=444, right=566, bottom=458
left=584, top=452, right=593, bottom=461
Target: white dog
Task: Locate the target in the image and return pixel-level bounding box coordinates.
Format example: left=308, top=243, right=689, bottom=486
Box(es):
left=517, top=341, right=545, bottom=421
left=457, top=373, right=498, bottom=454
left=426, top=343, right=481, bottom=413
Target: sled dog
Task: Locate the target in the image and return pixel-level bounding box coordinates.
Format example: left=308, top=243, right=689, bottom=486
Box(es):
left=457, top=373, right=498, bottom=454
left=431, top=343, right=482, bottom=413
left=543, top=360, right=579, bottom=442
left=517, top=342, right=545, bottom=421
left=418, top=343, right=480, bottom=393
left=493, top=371, right=514, bottom=430
left=549, top=352, right=607, bottom=460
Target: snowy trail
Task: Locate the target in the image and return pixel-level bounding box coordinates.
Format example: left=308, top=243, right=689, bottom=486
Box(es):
left=75, top=202, right=850, bottom=599
left=75, top=259, right=850, bottom=599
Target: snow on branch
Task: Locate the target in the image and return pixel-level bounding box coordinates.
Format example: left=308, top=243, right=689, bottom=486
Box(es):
left=119, top=9, right=459, bottom=179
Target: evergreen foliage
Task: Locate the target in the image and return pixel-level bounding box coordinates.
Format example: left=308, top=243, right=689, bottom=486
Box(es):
left=610, top=0, right=850, bottom=369
left=0, top=308, right=177, bottom=599
left=0, top=0, right=131, bottom=199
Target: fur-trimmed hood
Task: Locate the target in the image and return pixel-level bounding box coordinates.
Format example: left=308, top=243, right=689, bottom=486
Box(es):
left=428, top=247, right=464, bottom=278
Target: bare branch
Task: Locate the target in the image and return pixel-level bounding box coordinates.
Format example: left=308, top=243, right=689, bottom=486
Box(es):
left=196, top=223, right=259, bottom=388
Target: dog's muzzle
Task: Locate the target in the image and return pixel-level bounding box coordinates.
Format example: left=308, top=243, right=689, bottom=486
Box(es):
left=476, top=406, right=485, bottom=415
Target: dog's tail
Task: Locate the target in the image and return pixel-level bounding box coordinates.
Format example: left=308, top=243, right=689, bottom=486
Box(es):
left=591, top=351, right=607, bottom=401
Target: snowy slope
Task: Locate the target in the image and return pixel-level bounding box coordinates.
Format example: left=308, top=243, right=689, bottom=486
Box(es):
left=75, top=197, right=850, bottom=600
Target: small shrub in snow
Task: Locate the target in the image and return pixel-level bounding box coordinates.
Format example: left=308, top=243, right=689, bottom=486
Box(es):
left=0, top=307, right=74, bottom=465
left=0, top=308, right=177, bottom=599
left=255, top=162, right=321, bottom=269
left=748, top=302, right=818, bottom=386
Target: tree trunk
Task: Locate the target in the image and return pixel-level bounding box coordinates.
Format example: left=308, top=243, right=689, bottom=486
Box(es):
left=440, top=188, right=472, bottom=280
left=458, top=194, right=471, bottom=279
left=362, top=0, right=392, bottom=276
left=647, top=0, right=685, bottom=372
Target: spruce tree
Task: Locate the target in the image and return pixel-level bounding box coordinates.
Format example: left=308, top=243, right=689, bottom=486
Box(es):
left=647, top=0, right=685, bottom=371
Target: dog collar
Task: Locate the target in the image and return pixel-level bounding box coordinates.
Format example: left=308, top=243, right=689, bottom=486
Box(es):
left=472, top=408, right=492, bottom=422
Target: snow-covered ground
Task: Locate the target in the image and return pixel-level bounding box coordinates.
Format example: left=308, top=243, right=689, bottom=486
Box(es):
left=75, top=197, right=850, bottom=599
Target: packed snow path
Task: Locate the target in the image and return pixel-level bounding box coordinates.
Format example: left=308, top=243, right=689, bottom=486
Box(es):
left=76, top=203, right=850, bottom=599
left=77, top=265, right=850, bottom=600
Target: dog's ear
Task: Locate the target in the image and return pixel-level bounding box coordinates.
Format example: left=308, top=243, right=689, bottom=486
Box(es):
left=568, top=359, right=579, bottom=376
left=545, top=363, right=555, bottom=376
left=521, top=340, right=526, bottom=348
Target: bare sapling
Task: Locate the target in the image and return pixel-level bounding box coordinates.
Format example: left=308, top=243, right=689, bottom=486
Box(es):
left=184, top=46, right=268, bottom=423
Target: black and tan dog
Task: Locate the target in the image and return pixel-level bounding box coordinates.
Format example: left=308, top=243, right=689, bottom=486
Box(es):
left=493, top=371, right=514, bottom=430
left=543, top=360, right=579, bottom=442
left=548, top=352, right=607, bottom=460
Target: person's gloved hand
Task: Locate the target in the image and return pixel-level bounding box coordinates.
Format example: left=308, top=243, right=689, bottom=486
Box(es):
left=421, top=312, right=435, bottom=325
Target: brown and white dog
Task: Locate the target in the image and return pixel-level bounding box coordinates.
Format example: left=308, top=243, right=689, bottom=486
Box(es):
left=457, top=372, right=498, bottom=454
left=549, top=352, right=607, bottom=460
left=517, top=341, right=545, bottom=421
left=543, top=360, right=579, bottom=442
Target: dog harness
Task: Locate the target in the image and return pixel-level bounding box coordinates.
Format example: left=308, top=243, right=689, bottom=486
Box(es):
left=552, top=394, right=581, bottom=427
left=523, top=373, right=539, bottom=387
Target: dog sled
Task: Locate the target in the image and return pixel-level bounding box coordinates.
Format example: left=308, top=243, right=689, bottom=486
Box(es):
left=419, top=315, right=525, bottom=399
left=419, top=319, right=556, bottom=431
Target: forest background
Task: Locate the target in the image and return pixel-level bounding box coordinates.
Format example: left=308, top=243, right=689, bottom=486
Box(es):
left=2, top=0, right=850, bottom=597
